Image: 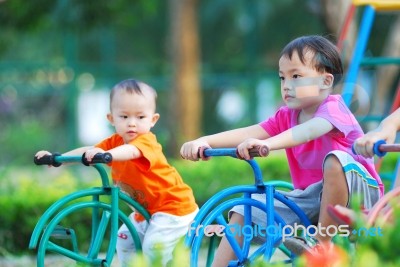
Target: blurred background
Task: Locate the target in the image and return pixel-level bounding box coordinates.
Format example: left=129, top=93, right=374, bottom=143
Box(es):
left=0, top=0, right=399, bottom=162
left=0, top=0, right=399, bottom=261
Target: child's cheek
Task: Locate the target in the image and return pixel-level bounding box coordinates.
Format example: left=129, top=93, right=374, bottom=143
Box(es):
left=295, top=84, right=320, bottom=98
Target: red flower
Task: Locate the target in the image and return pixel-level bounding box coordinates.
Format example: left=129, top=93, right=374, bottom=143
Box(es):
left=303, top=242, right=349, bottom=267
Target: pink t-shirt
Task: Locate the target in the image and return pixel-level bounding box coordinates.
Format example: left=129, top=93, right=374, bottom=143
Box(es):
left=260, top=95, right=384, bottom=195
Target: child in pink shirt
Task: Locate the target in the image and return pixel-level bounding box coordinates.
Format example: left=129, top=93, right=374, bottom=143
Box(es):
left=180, top=35, right=383, bottom=265
left=260, top=94, right=382, bottom=194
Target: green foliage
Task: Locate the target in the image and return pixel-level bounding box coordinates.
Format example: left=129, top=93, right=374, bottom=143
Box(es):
left=375, top=153, right=399, bottom=190
left=0, top=153, right=290, bottom=255
left=1, top=120, right=66, bottom=166
left=295, top=208, right=400, bottom=267
left=128, top=211, right=400, bottom=267
left=126, top=239, right=190, bottom=267
left=0, top=0, right=54, bottom=30
left=0, top=0, right=329, bottom=162
left=352, top=207, right=400, bottom=265
left=294, top=195, right=400, bottom=267
left=172, top=152, right=290, bottom=206
left=0, top=0, right=162, bottom=30
left=1, top=152, right=398, bottom=259
left=0, top=167, right=96, bottom=255
left=127, top=239, right=288, bottom=267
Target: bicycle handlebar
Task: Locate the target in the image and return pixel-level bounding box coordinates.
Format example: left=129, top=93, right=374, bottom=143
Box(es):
left=200, top=145, right=269, bottom=158
left=352, top=140, right=400, bottom=157
left=34, top=153, right=113, bottom=167
left=34, top=153, right=62, bottom=167
left=81, top=153, right=113, bottom=166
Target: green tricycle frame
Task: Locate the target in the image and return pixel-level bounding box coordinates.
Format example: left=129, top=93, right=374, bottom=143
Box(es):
left=29, top=154, right=150, bottom=267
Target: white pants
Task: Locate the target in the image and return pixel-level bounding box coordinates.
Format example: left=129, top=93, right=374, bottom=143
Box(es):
left=116, top=209, right=198, bottom=266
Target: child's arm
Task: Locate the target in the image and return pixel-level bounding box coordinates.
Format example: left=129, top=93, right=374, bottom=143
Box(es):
left=36, top=144, right=140, bottom=164
left=237, top=117, right=334, bottom=159
left=85, top=144, right=141, bottom=162
left=35, top=146, right=94, bottom=166
left=180, top=124, right=269, bottom=161
left=354, top=108, right=400, bottom=158
left=35, top=146, right=93, bottom=159
left=62, top=147, right=94, bottom=156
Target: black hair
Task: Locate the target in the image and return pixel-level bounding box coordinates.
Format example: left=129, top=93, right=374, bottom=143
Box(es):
left=280, top=35, right=343, bottom=86
left=109, top=79, right=158, bottom=110
left=111, top=79, right=143, bottom=99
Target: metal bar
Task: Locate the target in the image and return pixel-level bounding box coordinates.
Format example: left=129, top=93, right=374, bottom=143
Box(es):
left=342, top=5, right=376, bottom=106
left=360, top=57, right=400, bottom=66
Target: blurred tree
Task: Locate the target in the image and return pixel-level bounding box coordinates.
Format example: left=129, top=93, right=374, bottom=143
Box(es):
left=0, top=0, right=397, bottom=163
left=168, top=0, right=201, bottom=156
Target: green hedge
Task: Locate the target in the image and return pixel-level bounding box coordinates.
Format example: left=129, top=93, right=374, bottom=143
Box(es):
left=0, top=152, right=397, bottom=254
left=172, top=151, right=291, bottom=206
left=0, top=167, right=95, bottom=255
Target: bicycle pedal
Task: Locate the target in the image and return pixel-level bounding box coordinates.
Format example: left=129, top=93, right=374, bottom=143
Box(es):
left=49, top=225, right=74, bottom=239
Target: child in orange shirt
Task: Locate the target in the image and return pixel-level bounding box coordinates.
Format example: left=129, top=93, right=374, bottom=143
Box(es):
left=35, top=79, right=198, bottom=266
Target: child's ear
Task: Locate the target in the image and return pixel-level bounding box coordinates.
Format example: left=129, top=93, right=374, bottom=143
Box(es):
left=107, top=113, right=114, bottom=125
left=151, top=113, right=160, bottom=127
left=320, top=73, right=334, bottom=89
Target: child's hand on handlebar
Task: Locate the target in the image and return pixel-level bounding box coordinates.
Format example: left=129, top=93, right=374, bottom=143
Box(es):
left=34, top=150, right=61, bottom=167
left=180, top=139, right=211, bottom=161
left=353, top=129, right=396, bottom=158
left=35, top=151, right=52, bottom=167
left=35, top=150, right=52, bottom=159
left=237, top=138, right=268, bottom=160
left=84, top=147, right=106, bottom=162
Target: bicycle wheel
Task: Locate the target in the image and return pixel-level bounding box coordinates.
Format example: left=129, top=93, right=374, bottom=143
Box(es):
left=187, top=185, right=293, bottom=267
left=32, top=186, right=149, bottom=267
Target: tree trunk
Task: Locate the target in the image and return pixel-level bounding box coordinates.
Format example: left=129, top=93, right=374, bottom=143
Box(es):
left=168, top=0, right=201, bottom=157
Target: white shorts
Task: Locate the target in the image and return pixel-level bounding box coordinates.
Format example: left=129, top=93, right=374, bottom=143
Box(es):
left=116, top=209, right=198, bottom=266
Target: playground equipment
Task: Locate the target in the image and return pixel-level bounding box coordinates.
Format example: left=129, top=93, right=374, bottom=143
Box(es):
left=340, top=0, right=400, bottom=108
left=339, top=0, right=400, bottom=189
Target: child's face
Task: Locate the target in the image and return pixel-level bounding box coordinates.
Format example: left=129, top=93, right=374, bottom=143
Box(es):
left=107, top=89, right=159, bottom=143
left=278, top=50, right=332, bottom=111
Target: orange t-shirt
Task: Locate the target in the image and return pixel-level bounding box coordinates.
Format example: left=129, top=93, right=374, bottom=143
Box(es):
left=96, top=133, right=198, bottom=221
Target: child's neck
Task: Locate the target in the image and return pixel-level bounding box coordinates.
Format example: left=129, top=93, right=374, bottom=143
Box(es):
left=298, top=93, right=330, bottom=123
left=298, top=102, right=322, bottom=123
left=298, top=109, right=314, bottom=124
